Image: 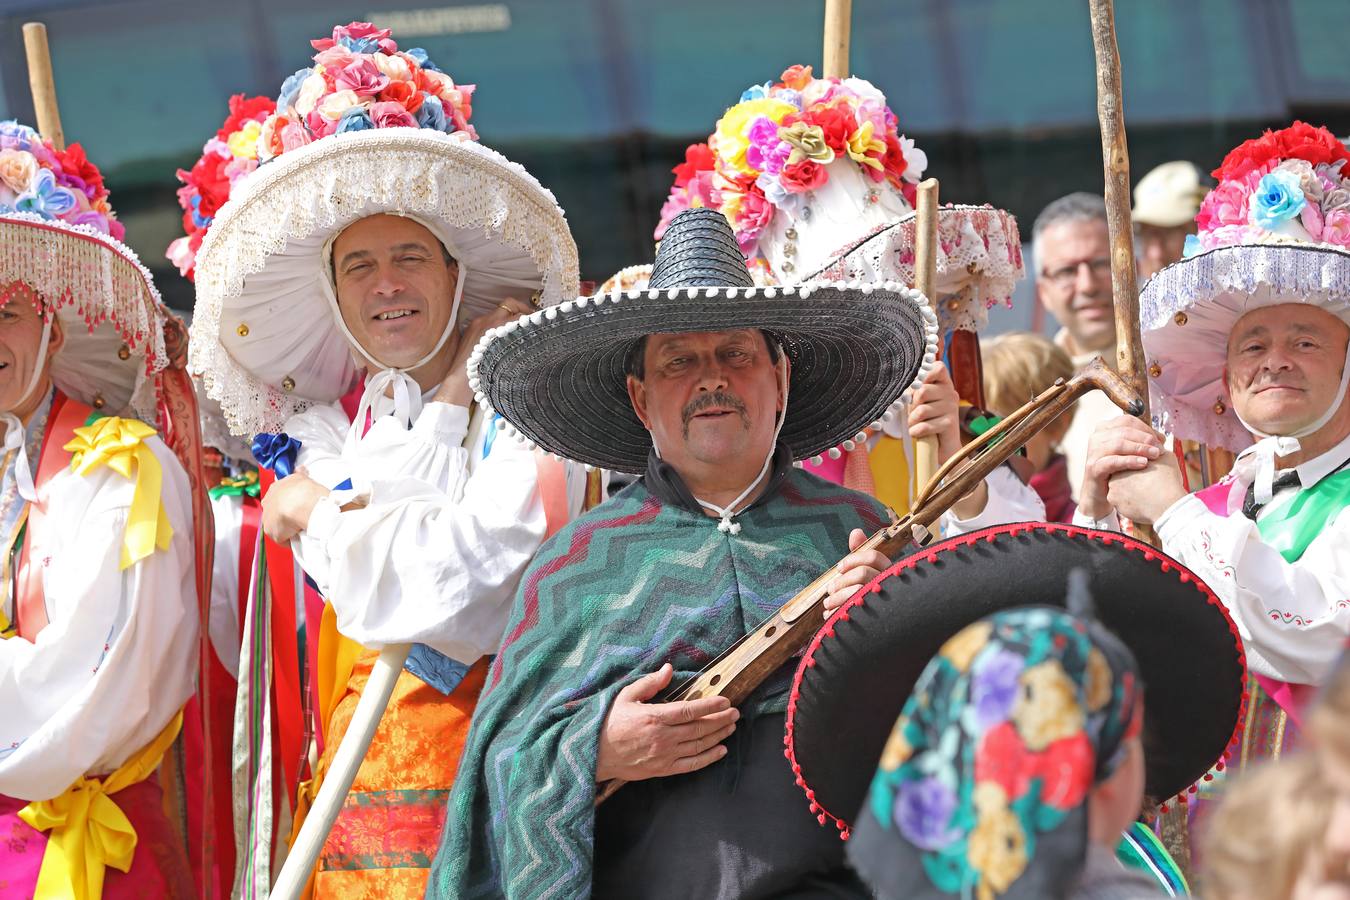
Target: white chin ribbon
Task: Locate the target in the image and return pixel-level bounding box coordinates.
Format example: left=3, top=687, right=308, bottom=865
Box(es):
left=1234, top=340, right=1350, bottom=505
left=320, top=259, right=468, bottom=437
left=688, top=350, right=790, bottom=535
left=1, top=315, right=52, bottom=503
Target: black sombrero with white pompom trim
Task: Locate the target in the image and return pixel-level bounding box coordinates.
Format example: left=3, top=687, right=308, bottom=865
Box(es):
left=466, top=207, right=938, bottom=474
left=785, top=522, right=1248, bottom=839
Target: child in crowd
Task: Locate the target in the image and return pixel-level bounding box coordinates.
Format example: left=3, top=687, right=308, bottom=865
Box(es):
left=982, top=331, right=1077, bottom=521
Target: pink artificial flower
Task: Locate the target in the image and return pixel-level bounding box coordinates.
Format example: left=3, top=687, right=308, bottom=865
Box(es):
left=280, top=117, right=311, bottom=151
left=369, top=101, right=418, bottom=129
left=223, top=156, right=259, bottom=185
left=166, top=236, right=195, bottom=277
left=305, top=109, right=338, bottom=139
left=1320, top=208, right=1350, bottom=248
left=655, top=187, right=692, bottom=240
left=313, top=45, right=357, bottom=71
left=334, top=58, right=390, bottom=97
left=734, top=190, right=774, bottom=253
left=312, top=21, right=396, bottom=53
left=1195, top=179, right=1252, bottom=232
left=1302, top=202, right=1325, bottom=241
left=1199, top=223, right=1265, bottom=251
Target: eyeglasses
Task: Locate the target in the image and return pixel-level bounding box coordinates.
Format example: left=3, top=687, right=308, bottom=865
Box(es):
left=1040, top=257, right=1112, bottom=289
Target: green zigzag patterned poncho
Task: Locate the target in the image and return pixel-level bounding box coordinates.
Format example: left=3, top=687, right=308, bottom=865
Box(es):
left=427, top=468, right=887, bottom=899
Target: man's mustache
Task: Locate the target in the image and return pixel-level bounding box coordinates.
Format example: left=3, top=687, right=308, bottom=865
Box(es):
left=682, top=391, right=750, bottom=438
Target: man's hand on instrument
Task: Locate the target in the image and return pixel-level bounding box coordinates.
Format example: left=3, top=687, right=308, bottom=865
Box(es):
left=261, top=466, right=330, bottom=542
left=823, top=528, right=891, bottom=619
left=1077, top=416, right=1177, bottom=522
left=595, top=663, right=740, bottom=783
left=908, top=363, right=962, bottom=463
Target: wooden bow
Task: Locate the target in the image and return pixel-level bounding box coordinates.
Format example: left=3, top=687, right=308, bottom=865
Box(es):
left=597, top=357, right=1142, bottom=803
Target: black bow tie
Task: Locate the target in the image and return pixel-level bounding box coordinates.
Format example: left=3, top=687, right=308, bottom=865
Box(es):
left=1241, top=470, right=1302, bottom=520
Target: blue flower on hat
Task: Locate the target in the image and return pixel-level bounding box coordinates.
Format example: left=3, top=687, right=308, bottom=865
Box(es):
left=1182, top=233, right=1204, bottom=258
left=740, top=81, right=774, bottom=102
left=276, top=67, right=312, bottom=111
left=416, top=93, right=448, bottom=132
left=15, top=168, right=78, bottom=220
left=1251, top=169, right=1307, bottom=230
left=336, top=107, right=375, bottom=134
left=405, top=47, right=441, bottom=73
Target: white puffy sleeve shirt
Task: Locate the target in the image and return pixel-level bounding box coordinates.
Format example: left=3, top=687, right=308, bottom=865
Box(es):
left=281, top=401, right=549, bottom=664
left=0, top=436, right=197, bottom=801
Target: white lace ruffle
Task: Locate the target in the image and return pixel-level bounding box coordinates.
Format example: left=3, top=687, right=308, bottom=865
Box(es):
left=805, top=204, right=1024, bottom=332
left=190, top=128, right=580, bottom=437
left=1140, top=242, right=1350, bottom=449
left=0, top=212, right=168, bottom=421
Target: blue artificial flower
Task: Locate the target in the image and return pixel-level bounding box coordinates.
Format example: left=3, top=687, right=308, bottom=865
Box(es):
left=15, top=168, right=78, bottom=220
left=416, top=93, right=448, bottom=132
left=740, top=81, right=773, bottom=102
left=189, top=194, right=212, bottom=229
left=1251, top=169, right=1307, bottom=230
left=776, top=88, right=804, bottom=110
left=251, top=432, right=301, bottom=478
left=336, top=107, right=375, bottom=134
left=276, top=67, right=313, bottom=112
left=1182, top=234, right=1204, bottom=258
left=405, top=47, right=442, bottom=73
left=338, top=35, right=382, bottom=53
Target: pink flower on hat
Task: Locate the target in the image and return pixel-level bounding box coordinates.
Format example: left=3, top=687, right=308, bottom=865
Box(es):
left=334, top=58, right=389, bottom=98
left=369, top=101, right=417, bottom=129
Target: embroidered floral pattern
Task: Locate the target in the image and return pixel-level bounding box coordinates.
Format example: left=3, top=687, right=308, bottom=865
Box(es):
left=864, top=607, right=1141, bottom=899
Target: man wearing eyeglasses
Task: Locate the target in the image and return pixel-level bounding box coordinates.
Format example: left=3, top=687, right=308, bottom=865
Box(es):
left=1031, top=191, right=1118, bottom=497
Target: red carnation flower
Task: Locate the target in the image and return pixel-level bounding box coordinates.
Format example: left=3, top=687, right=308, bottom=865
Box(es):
left=216, top=94, right=275, bottom=141
left=1215, top=121, right=1350, bottom=182
left=672, top=142, right=716, bottom=188
left=802, top=101, right=857, bottom=155
left=881, top=134, right=909, bottom=184
left=55, top=143, right=106, bottom=199
left=188, top=153, right=231, bottom=221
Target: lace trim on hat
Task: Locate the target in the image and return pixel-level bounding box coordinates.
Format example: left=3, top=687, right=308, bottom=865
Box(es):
left=808, top=205, right=1024, bottom=333
left=0, top=212, right=168, bottom=421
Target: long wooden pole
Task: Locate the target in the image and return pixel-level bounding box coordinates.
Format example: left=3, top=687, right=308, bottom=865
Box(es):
left=913, top=179, right=942, bottom=495
left=1087, top=0, right=1146, bottom=409
left=822, top=0, right=852, bottom=78
left=22, top=23, right=64, bottom=151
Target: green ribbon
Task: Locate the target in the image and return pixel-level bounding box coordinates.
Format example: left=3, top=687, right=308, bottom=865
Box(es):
left=209, top=469, right=261, bottom=500
left=1255, top=466, right=1350, bottom=563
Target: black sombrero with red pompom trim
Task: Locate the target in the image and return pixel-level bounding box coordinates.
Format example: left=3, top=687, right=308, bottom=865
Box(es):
left=784, top=522, right=1248, bottom=838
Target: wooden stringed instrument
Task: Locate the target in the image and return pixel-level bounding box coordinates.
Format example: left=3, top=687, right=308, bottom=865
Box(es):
left=596, top=356, right=1143, bottom=803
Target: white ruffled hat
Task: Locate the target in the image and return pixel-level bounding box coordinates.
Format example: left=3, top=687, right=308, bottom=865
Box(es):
left=1142, top=122, right=1350, bottom=452
left=189, top=24, right=579, bottom=437
left=0, top=123, right=167, bottom=421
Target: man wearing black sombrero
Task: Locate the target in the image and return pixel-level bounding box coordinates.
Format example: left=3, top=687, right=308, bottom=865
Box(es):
left=426, top=207, right=963, bottom=898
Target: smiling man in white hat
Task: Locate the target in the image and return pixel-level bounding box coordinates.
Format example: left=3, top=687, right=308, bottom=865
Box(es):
left=1133, top=160, right=1208, bottom=280
left=1078, top=122, right=1350, bottom=767
left=0, top=122, right=197, bottom=898
left=190, top=22, right=584, bottom=896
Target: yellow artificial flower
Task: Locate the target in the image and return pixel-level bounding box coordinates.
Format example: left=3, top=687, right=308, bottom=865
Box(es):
left=227, top=120, right=263, bottom=161
left=713, top=98, right=798, bottom=176
left=846, top=120, right=886, bottom=170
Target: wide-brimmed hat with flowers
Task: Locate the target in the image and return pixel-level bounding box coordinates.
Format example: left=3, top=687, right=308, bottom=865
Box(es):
left=1142, top=122, right=1350, bottom=451
left=0, top=121, right=167, bottom=419
left=190, top=22, right=580, bottom=436
left=655, top=66, right=1023, bottom=334
left=469, top=206, right=937, bottom=474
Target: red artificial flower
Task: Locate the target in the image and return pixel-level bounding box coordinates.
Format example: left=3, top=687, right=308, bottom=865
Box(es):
left=187, top=153, right=230, bottom=221
left=974, top=721, right=1031, bottom=799
left=1215, top=121, right=1350, bottom=182
left=780, top=159, right=828, bottom=193
left=55, top=143, right=106, bottom=199
left=780, top=64, right=814, bottom=91
left=881, top=134, right=909, bottom=184
left=216, top=94, right=275, bottom=141
left=1029, top=732, right=1095, bottom=811
left=802, top=101, right=857, bottom=155
left=379, top=80, right=423, bottom=114
left=672, top=142, right=716, bottom=188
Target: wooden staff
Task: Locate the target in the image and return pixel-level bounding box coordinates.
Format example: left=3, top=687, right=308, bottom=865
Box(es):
left=822, top=0, right=852, bottom=78
left=22, top=24, right=64, bottom=151
left=1088, top=0, right=1146, bottom=410
left=913, top=179, right=942, bottom=497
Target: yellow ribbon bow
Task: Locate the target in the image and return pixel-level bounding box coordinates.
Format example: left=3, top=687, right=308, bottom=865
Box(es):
left=63, top=417, right=173, bottom=569
left=18, top=712, right=182, bottom=900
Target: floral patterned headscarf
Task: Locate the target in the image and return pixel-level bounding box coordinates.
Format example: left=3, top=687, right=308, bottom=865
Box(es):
left=847, top=605, right=1143, bottom=900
